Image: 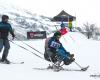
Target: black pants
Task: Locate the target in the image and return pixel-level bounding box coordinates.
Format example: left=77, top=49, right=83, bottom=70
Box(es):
left=0, top=39, right=10, bottom=61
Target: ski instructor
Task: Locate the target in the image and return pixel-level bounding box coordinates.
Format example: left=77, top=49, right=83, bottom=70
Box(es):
left=0, top=15, right=15, bottom=64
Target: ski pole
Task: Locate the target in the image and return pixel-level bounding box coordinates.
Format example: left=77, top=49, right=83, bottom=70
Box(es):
left=69, top=35, right=76, bottom=43
left=74, top=61, right=83, bottom=69
left=15, top=37, right=44, bottom=55
left=74, top=61, right=89, bottom=71
left=9, top=40, right=44, bottom=60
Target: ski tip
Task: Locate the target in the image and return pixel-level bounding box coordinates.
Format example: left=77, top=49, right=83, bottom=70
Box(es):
left=21, top=62, right=24, bottom=64
left=81, top=65, right=89, bottom=71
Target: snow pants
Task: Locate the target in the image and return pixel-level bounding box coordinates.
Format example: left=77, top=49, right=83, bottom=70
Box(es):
left=57, top=49, right=70, bottom=61
left=57, top=49, right=75, bottom=65
left=0, top=39, right=10, bottom=60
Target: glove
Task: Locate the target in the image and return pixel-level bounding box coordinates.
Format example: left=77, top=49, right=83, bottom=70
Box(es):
left=70, top=54, right=74, bottom=58
left=12, top=34, right=15, bottom=40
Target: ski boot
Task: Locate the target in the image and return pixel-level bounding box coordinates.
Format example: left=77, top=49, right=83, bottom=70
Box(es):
left=0, top=59, right=10, bottom=64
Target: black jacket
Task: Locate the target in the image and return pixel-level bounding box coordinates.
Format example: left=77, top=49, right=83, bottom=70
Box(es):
left=0, top=22, right=15, bottom=39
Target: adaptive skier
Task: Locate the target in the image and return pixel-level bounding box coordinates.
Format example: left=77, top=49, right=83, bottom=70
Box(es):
left=0, top=15, right=15, bottom=64
left=44, top=31, right=75, bottom=68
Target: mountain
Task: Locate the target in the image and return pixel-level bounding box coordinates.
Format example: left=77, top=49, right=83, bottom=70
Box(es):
left=0, top=1, right=60, bottom=40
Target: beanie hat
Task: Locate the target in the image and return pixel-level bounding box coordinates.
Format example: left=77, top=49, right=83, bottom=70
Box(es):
left=53, top=31, right=61, bottom=37
left=2, top=15, right=9, bottom=20
left=61, top=23, right=65, bottom=27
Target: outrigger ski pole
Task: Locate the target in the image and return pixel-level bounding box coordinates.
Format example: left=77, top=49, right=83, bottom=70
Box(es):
left=74, top=61, right=89, bottom=71
left=15, top=37, right=44, bottom=55
left=9, top=40, right=44, bottom=60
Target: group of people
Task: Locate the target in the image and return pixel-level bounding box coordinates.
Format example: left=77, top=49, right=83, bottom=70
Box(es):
left=0, top=15, right=75, bottom=66
left=44, top=22, right=75, bottom=67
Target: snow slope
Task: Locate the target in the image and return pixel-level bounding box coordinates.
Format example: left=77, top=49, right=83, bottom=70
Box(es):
left=0, top=32, right=100, bottom=80
left=0, top=0, right=60, bottom=40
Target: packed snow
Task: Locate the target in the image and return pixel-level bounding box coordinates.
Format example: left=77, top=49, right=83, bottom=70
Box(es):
left=0, top=32, right=100, bottom=80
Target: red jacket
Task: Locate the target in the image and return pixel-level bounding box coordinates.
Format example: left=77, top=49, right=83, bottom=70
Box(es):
left=59, top=28, right=68, bottom=35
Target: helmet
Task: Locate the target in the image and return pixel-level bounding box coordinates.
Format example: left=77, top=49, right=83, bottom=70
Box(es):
left=53, top=31, right=61, bottom=38
left=2, top=15, right=9, bottom=20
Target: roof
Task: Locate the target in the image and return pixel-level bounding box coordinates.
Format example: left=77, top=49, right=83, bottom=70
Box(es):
left=52, top=10, right=76, bottom=22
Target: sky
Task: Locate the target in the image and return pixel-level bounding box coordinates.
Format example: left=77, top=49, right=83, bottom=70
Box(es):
left=1, top=0, right=100, bottom=27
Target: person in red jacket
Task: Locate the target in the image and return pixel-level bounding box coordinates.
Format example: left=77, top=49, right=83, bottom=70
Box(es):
left=59, top=23, right=68, bottom=35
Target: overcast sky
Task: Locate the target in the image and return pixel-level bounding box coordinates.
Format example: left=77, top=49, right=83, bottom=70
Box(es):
left=1, top=0, right=100, bottom=27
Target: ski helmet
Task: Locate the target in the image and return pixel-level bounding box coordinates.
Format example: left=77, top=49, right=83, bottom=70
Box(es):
left=53, top=31, right=61, bottom=38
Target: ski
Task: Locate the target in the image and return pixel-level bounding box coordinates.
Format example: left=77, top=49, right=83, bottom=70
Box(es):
left=33, top=63, right=89, bottom=72
left=0, top=57, right=24, bottom=64
left=33, top=67, right=61, bottom=72
left=33, top=67, right=88, bottom=72
left=10, top=61, right=24, bottom=64
left=0, top=61, right=24, bottom=64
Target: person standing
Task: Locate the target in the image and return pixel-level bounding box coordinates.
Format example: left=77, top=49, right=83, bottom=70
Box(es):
left=0, top=15, right=15, bottom=64
left=59, top=23, right=68, bottom=35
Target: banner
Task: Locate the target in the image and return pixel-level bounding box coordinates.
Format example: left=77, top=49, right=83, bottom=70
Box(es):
left=27, top=31, right=46, bottom=39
